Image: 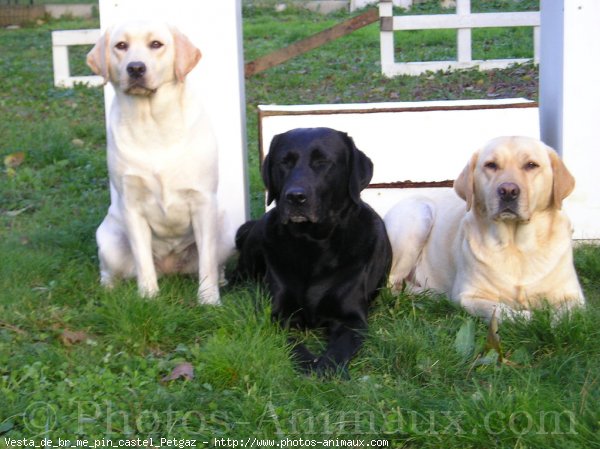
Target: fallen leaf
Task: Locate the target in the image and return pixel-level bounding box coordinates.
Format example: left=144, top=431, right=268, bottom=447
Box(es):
left=4, top=205, right=33, bottom=217
left=0, top=420, right=14, bottom=435
left=0, top=321, right=27, bottom=335
left=4, top=152, right=25, bottom=169
left=466, top=309, right=524, bottom=376
left=161, top=362, right=194, bottom=383
left=60, top=329, right=90, bottom=346
left=454, top=318, right=476, bottom=358
left=473, top=349, right=500, bottom=367
left=485, top=308, right=503, bottom=362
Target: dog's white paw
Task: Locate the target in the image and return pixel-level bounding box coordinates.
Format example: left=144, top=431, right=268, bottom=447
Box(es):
left=138, top=280, right=159, bottom=298
left=100, top=272, right=116, bottom=290
left=198, top=285, right=221, bottom=306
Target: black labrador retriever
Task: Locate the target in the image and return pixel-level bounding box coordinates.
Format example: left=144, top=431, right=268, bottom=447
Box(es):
left=236, top=127, right=391, bottom=377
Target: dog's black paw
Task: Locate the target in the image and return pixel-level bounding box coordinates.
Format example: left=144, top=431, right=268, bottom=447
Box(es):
left=289, top=340, right=351, bottom=380
left=289, top=339, right=318, bottom=373
left=314, top=356, right=350, bottom=381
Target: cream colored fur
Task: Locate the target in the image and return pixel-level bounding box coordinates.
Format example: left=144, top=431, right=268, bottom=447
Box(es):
left=87, top=21, right=233, bottom=304
left=384, top=136, right=585, bottom=322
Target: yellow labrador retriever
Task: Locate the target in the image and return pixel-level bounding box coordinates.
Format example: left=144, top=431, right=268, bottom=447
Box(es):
left=384, top=136, right=585, bottom=321
left=87, top=21, right=232, bottom=304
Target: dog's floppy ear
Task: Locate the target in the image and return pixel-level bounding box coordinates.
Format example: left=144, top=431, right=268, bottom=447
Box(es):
left=548, top=149, right=575, bottom=210
left=172, top=27, right=202, bottom=82
left=454, top=151, right=478, bottom=211
left=262, top=135, right=281, bottom=206
left=346, top=135, right=373, bottom=205
left=86, top=29, right=111, bottom=84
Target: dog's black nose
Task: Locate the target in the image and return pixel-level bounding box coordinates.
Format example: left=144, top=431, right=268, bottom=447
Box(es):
left=285, top=188, right=307, bottom=205
left=127, top=61, right=146, bottom=79
left=498, top=182, right=520, bottom=202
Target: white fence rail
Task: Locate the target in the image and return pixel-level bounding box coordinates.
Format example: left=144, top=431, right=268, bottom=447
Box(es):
left=51, top=29, right=103, bottom=88
left=379, top=0, right=540, bottom=76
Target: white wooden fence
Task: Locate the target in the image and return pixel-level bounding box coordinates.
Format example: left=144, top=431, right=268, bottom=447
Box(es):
left=379, top=0, right=540, bottom=76
left=51, top=29, right=103, bottom=88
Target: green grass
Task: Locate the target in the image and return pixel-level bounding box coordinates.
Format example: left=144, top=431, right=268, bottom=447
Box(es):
left=1, top=5, right=600, bottom=447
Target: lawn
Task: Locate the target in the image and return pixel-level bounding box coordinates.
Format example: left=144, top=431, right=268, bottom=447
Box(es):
left=1, top=3, right=600, bottom=448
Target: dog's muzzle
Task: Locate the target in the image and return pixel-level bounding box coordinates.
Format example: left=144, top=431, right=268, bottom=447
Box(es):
left=280, top=186, right=317, bottom=224
left=494, top=182, right=521, bottom=220
left=124, top=61, right=156, bottom=95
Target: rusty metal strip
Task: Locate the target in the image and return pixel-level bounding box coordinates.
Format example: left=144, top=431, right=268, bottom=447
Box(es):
left=369, top=180, right=454, bottom=189
left=259, top=101, right=538, bottom=118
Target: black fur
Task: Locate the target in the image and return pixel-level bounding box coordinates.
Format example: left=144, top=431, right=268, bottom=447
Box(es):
left=236, top=128, right=392, bottom=377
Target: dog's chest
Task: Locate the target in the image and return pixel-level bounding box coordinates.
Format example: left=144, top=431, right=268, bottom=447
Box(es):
left=467, top=239, right=569, bottom=305
left=110, top=135, right=214, bottom=238
left=122, top=171, right=197, bottom=238
left=271, top=237, right=344, bottom=313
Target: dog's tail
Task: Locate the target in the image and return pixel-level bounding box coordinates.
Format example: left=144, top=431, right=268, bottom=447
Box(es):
left=232, top=220, right=266, bottom=283
left=235, top=219, right=258, bottom=250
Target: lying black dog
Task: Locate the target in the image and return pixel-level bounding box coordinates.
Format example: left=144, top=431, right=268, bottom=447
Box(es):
left=236, top=127, right=391, bottom=377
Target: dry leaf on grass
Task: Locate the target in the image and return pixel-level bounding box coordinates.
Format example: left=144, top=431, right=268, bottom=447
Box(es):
left=161, top=362, right=194, bottom=383
left=467, top=309, right=522, bottom=375
left=4, top=205, right=33, bottom=217
left=0, top=321, right=27, bottom=335
left=4, top=152, right=25, bottom=169
left=60, top=329, right=90, bottom=346
left=485, top=308, right=504, bottom=362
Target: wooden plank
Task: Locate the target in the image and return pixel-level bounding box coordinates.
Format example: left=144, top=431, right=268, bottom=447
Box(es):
left=244, top=8, right=379, bottom=78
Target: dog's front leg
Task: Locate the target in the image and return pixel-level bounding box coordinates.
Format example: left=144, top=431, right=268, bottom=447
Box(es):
left=458, top=295, right=532, bottom=323
left=191, top=192, right=220, bottom=305
left=316, top=319, right=366, bottom=379
left=122, top=207, right=159, bottom=298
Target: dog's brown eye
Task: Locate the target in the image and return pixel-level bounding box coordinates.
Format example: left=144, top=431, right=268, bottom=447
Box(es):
left=525, top=161, right=539, bottom=171
left=115, top=41, right=128, bottom=51
left=484, top=161, right=498, bottom=171
left=150, top=40, right=164, bottom=49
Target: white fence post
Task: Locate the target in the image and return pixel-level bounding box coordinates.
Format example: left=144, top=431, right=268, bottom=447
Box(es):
left=456, top=0, right=471, bottom=64
left=379, top=0, right=395, bottom=75
left=540, top=0, right=600, bottom=240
